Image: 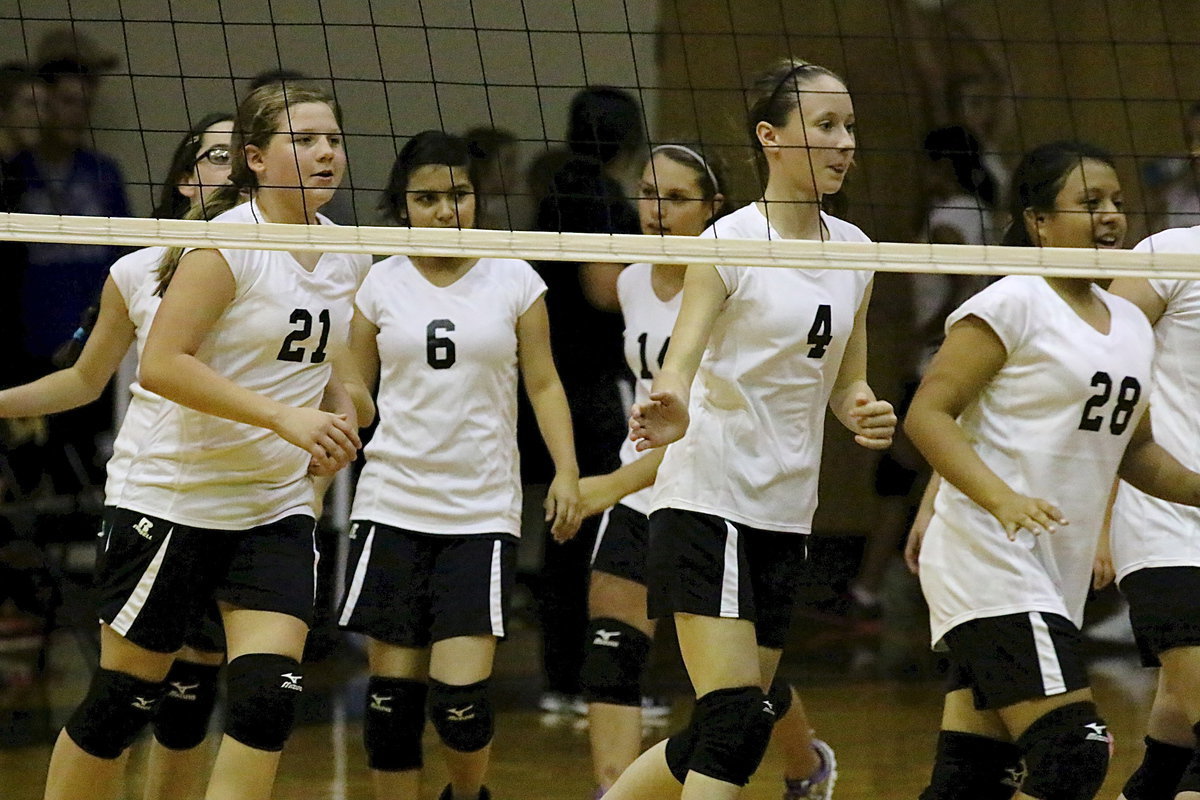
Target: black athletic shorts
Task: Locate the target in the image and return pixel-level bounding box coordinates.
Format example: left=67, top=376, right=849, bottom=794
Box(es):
left=337, top=521, right=517, bottom=648
left=591, top=503, right=649, bottom=585
left=646, top=508, right=810, bottom=650
left=943, top=611, right=1090, bottom=710
left=96, top=507, right=317, bottom=653
left=1120, top=566, right=1200, bottom=667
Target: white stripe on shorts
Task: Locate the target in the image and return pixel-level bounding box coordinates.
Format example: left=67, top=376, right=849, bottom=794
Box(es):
left=719, top=521, right=740, bottom=618
left=590, top=508, right=612, bottom=566
left=337, top=525, right=376, bottom=627
left=1030, top=611, right=1067, bottom=696
left=109, top=527, right=174, bottom=637
left=489, top=540, right=504, bottom=637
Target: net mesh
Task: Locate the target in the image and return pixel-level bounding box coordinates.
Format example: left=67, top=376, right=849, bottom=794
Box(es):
left=1, top=0, right=1199, bottom=275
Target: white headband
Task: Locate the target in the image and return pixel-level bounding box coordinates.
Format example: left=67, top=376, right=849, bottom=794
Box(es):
left=651, top=144, right=720, bottom=196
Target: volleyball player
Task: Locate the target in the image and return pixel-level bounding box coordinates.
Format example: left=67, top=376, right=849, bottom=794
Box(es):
left=905, top=141, right=1200, bottom=800
left=335, top=131, right=580, bottom=800
left=1105, top=232, right=1200, bottom=800
left=1, top=113, right=233, bottom=800
left=580, top=143, right=837, bottom=800
left=40, top=83, right=367, bottom=800
left=603, top=58, right=895, bottom=800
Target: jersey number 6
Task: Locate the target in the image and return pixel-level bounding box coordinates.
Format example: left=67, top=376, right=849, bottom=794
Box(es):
left=426, top=319, right=456, bottom=369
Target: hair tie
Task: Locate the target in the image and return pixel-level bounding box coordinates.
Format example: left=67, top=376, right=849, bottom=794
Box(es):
left=651, top=144, right=720, bottom=196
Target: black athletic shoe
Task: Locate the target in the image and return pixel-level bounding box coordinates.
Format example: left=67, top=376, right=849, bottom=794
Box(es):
left=438, top=785, right=492, bottom=800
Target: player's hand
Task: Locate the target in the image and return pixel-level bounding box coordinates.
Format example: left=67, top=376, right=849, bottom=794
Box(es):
left=847, top=394, right=896, bottom=450
left=1092, top=551, right=1115, bottom=591
left=986, top=491, right=1068, bottom=541
left=579, top=474, right=622, bottom=519
left=275, top=406, right=361, bottom=475
left=904, top=518, right=927, bottom=575
left=546, top=471, right=582, bottom=542
left=629, top=391, right=689, bottom=451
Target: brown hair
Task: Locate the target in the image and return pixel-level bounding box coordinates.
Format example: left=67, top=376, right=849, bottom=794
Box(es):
left=154, top=83, right=341, bottom=295
left=745, top=57, right=845, bottom=181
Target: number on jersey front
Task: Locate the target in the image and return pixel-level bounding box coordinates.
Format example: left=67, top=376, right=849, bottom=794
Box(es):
left=276, top=309, right=331, bottom=363
left=806, top=304, right=833, bottom=358
left=426, top=319, right=456, bottom=369
left=1078, top=371, right=1141, bottom=435
left=637, top=332, right=670, bottom=379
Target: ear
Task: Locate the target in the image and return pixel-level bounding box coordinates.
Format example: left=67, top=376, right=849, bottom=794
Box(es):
left=709, top=192, right=725, bottom=218
left=244, top=144, right=266, bottom=178
left=1022, top=207, right=1045, bottom=245
left=756, top=121, right=778, bottom=151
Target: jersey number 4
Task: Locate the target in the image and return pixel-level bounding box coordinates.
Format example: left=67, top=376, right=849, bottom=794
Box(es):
left=806, top=304, right=833, bottom=358
left=1078, top=371, right=1141, bottom=435
left=277, top=309, right=331, bottom=363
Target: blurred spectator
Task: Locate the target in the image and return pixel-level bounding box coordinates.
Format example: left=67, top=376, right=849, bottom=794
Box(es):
left=465, top=125, right=526, bottom=229
left=521, top=86, right=644, bottom=713
left=6, top=28, right=128, bottom=486
left=0, top=63, right=42, bottom=161
left=1142, top=101, right=1200, bottom=232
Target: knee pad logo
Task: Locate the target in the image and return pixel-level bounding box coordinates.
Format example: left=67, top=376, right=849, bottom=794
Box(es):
left=132, top=695, right=159, bottom=712
left=446, top=705, right=476, bottom=722
left=762, top=699, right=777, bottom=717
left=369, top=693, right=393, bottom=713
left=592, top=628, right=621, bottom=647
left=1083, top=722, right=1109, bottom=743
left=1004, top=762, right=1028, bottom=789
left=280, top=672, right=303, bottom=692
left=167, top=681, right=199, bottom=701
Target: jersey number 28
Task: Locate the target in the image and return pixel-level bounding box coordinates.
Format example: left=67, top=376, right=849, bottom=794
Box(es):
left=1078, top=371, right=1141, bottom=435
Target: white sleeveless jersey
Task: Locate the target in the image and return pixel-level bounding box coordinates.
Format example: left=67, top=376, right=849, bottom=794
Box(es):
left=650, top=205, right=874, bottom=533
left=616, top=263, right=682, bottom=515
left=104, top=246, right=167, bottom=502
left=920, top=277, right=1154, bottom=646
left=350, top=256, right=546, bottom=535
left=1111, top=227, right=1200, bottom=579
left=118, top=200, right=371, bottom=529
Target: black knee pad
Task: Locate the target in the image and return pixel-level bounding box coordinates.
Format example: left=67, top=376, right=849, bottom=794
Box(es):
left=765, top=678, right=793, bottom=720
left=153, top=659, right=221, bottom=750
left=364, top=676, right=428, bottom=772
left=1121, top=736, right=1193, bottom=800
left=918, top=730, right=1024, bottom=800
left=1016, top=702, right=1111, bottom=800
left=1177, top=722, right=1200, bottom=793
left=579, top=618, right=650, bottom=707
left=224, top=653, right=303, bottom=752
left=429, top=679, right=493, bottom=753
left=687, top=686, right=776, bottom=787
left=65, top=667, right=166, bottom=759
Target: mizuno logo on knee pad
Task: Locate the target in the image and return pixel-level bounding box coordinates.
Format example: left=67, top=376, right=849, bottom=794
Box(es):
left=132, top=696, right=158, bottom=711
left=1003, top=764, right=1028, bottom=788
left=762, top=699, right=776, bottom=716
left=168, top=681, right=199, bottom=700
left=1084, top=722, right=1109, bottom=743
left=369, top=694, right=393, bottom=712
left=280, top=673, right=303, bottom=691
left=447, top=705, right=476, bottom=721
left=593, top=629, right=621, bottom=647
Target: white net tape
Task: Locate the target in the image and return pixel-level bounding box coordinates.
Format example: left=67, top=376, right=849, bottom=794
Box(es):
left=1, top=211, right=1197, bottom=279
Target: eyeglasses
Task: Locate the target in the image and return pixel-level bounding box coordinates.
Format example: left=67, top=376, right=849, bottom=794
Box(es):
left=195, top=146, right=231, bottom=167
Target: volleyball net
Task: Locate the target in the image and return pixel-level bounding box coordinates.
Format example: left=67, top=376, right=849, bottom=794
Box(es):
left=1, top=0, right=1199, bottom=279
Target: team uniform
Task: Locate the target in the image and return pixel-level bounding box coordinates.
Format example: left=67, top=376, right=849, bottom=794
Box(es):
left=100, top=199, right=370, bottom=653
left=918, top=276, right=1153, bottom=709
left=589, top=263, right=681, bottom=585
left=647, top=204, right=873, bottom=649
left=1111, top=228, right=1200, bottom=667
left=337, top=256, right=546, bottom=647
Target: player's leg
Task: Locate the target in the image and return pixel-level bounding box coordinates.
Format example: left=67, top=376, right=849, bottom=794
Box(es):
left=426, top=535, right=516, bottom=800
left=46, top=509, right=199, bottom=800
left=337, top=522, right=434, bottom=800
left=143, top=644, right=224, bottom=800
left=366, top=639, right=430, bottom=800
left=583, top=505, right=657, bottom=795
left=204, top=516, right=317, bottom=800
left=1157, top=646, right=1200, bottom=800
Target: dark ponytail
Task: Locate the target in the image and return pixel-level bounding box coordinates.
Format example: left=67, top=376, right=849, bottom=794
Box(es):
left=1002, top=140, right=1116, bottom=247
